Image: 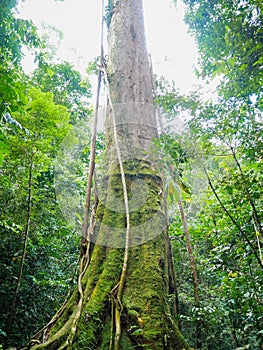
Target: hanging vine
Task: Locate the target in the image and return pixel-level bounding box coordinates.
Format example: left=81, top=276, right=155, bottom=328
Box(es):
left=62, top=2, right=106, bottom=345
left=101, top=63, right=131, bottom=350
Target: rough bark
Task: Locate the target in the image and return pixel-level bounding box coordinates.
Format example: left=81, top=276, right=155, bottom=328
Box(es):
left=22, top=1, right=190, bottom=349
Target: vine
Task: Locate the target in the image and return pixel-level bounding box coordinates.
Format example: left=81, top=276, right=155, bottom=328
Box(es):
left=5, top=153, right=34, bottom=345
left=100, top=64, right=131, bottom=350
left=62, top=3, right=106, bottom=345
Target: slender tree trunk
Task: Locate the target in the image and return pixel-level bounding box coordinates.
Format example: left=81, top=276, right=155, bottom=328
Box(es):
left=6, top=155, right=34, bottom=344
left=229, top=145, right=263, bottom=239
left=203, top=166, right=263, bottom=270
left=23, top=1, right=190, bottom=349
left=177, top=198, right=201, bottom=349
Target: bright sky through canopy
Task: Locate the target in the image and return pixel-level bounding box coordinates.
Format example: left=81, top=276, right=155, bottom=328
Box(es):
left=18, top=0, right=198, bottom=93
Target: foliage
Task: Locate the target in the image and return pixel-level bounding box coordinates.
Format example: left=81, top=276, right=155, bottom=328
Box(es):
left=0, top=0, right=40, bottom=116
left=0, top=2, right=93, bottom=347
left=155, top=60, right=263, bottom=346
left=0, top=87, right=81, bottom=347
left=32, top=62, right=92, bottom=123
left=156, top=2, right=263, bottom=342
left=181, top=0, right=263, bottom=105
left=0, top=0, right=41, bottom=169
left=1, top=0, right=262, bottom=349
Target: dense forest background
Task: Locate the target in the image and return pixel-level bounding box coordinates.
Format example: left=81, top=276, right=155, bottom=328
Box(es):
left=0, top=0, right=262, bottom=349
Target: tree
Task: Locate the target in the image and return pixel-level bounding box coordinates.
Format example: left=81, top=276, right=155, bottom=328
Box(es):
left=0, top=0, right=40, bottom=165
left=23, top=1, right=190, bottom=349
left=181, top=0, right=263, bottom=103
left=155, top=76, right=263, bottom=348
left=32, top=62, right=92, bottom=123
left=153, top=16, right=263, bottom=338
left=0, top=87, right=76, bottom=347
left=0, top=0, right=40, bottom=116
left=0, top=2, right=96, bottom=347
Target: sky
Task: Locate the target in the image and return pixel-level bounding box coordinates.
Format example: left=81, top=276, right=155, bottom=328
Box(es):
left=18, top=0, right=199, bottom=94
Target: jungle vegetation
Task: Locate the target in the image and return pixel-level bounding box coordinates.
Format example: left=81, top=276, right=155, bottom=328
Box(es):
left=0, top=0, right=262, bottom=349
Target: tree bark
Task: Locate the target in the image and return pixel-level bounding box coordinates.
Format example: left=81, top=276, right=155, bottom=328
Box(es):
left=23, top=1, right=190, bottom=349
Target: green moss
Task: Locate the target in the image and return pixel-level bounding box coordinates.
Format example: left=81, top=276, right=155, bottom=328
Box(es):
left=121, top=237, right=172, bottom=348
left=74, top=248, right=124, bottom=348
left=110, top=159, right=160, bottom=177
left=49, top=246, right=106, bottom=339
left=29, top=157, right=190, bottom=350
left=48, top=289, right=77, bottom=338
left=31, top=316, right=75, bottom=350
left=97, top=160, right=164, bottom=226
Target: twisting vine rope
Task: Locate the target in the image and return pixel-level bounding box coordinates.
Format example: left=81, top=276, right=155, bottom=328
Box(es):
left=60, top=2, right=106, bottom=348
left=100, top=64, right=131, bottom=350
left=69, top=0, right=131, bottom=346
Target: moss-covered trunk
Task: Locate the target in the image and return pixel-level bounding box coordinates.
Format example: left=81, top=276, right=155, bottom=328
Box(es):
left=23, top=0, right=190, bottom=349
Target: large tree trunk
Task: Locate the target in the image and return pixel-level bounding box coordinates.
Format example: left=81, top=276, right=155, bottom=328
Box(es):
left=24, top=1, right=190, bottom=349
